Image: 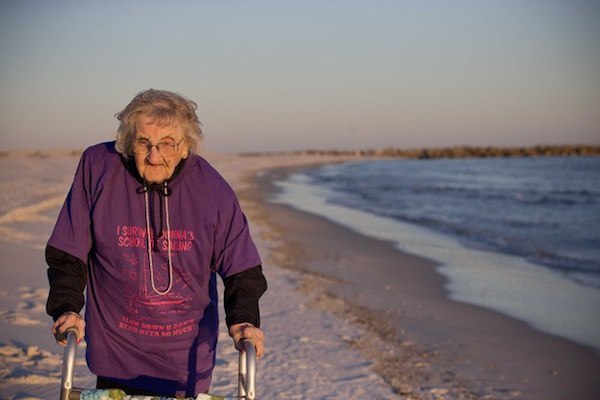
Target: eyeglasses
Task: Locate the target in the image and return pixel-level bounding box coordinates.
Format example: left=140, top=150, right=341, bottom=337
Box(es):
left=133, top=138, right=184, bottom=157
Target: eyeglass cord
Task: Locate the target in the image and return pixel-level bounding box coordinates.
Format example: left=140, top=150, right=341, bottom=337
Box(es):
left=143, top=182, right=174, bottom=295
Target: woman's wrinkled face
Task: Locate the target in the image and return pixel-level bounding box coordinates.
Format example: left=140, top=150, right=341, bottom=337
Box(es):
left=133, top=115, right=190, bottom=184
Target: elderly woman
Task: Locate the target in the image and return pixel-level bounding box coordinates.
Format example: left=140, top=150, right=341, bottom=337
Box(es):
left=46, top=89, right=267, bottom=397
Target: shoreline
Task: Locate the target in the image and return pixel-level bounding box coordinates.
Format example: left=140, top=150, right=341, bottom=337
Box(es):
left=241, top=162, right=600, bottom=400
left=268, top=158, right=600, bottom=352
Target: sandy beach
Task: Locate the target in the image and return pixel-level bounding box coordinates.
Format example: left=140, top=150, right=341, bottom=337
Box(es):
left=0, top=149, right=599, bottom=399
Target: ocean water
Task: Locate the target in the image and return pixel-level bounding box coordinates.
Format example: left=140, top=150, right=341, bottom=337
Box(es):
left=270, top=157, right=600, bottom=351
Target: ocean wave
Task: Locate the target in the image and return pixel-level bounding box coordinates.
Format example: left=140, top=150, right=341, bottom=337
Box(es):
left=307, top=157, right=600, bottom=289
left=510, top=191, right=594, bottom=206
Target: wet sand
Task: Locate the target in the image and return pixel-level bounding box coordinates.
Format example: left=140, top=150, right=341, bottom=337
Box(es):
left=240, top=164, right=600, bottom=400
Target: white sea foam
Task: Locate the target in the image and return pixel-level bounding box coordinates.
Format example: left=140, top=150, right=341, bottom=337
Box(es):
left=271, top=173, right=600, bottom=351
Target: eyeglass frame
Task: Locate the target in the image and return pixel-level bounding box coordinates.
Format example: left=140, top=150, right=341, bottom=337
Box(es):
left=132, top=137, right=185, bottom=157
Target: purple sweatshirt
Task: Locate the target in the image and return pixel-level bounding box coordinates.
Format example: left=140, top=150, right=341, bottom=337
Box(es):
left=48, top=142, right=261, bottom=395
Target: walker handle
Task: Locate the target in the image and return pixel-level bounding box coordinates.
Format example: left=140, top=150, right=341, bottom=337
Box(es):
left=60, top=328, right=81, bottom=400
left=238, top=339, right=256, bottom=400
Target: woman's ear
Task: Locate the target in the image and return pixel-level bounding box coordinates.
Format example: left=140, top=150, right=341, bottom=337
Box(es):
left=181, top=143, right=190, bottom=159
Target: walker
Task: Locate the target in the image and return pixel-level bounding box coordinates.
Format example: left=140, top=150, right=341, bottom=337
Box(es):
left=59, top=328, right=257, bottom=400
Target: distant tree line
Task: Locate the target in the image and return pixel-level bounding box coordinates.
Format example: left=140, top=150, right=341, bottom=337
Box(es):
left=240, top=144, right=600, bottom=159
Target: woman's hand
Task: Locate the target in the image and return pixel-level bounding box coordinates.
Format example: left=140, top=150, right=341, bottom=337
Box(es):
left=51, top=311, right=85, bottom=346
left=228, top=322, right=264, bottom=358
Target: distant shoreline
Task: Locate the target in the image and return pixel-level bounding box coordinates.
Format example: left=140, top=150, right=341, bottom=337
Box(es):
left=240, top=143, right=600, bottom=159
left=2, top=143, right=599, bottom=160
left=0, top=149, right=83, bottom=158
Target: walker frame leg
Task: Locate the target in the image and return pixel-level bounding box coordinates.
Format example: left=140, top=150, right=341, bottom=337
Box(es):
left=237, top=339, right=256, bottom=400
left=59, top=329, right=81, bottom=400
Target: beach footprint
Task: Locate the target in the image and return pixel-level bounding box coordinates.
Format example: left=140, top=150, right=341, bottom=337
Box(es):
left=18, top=287, right=48, bottom=301
left=18, top=287, right=47, bottom=314
left=0, top=343, right=62, bottom=386
left=0, top=310, right=44, bottom=327
left=0, top=287, right=48, bottom=327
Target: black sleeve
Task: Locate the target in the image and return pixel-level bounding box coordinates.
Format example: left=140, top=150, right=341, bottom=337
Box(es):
left=46, top=245, right=87, bottom=321
left=223, top=265, right=267, bottom=328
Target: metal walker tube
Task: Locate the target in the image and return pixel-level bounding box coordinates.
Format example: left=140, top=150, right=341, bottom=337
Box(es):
left=59, top=329, right=80, bottom=400
left=238, top=339, right=256, bottom=400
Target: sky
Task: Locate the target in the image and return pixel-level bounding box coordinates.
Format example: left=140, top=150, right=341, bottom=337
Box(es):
left=1, top=0, right=599, bottom=153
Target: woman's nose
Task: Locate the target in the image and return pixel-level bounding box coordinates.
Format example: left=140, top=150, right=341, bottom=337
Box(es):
left=147, top=146, right=163, bottom=164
